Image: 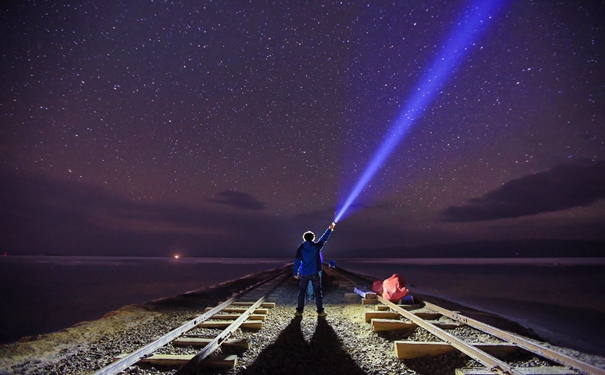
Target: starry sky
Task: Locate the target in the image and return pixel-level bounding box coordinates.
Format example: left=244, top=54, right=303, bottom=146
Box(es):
left=1, top=0, right=604, bottom=258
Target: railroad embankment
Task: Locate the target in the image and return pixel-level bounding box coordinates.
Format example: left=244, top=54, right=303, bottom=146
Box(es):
left=1, top=265, right=604, bottom=375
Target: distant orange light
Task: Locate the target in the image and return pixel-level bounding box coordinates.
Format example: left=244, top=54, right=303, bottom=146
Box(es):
left=174, top=255, right=180, bottom=259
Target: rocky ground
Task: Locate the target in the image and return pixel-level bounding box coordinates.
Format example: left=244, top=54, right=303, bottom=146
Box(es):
left=1, top=266, right=604, bottom=375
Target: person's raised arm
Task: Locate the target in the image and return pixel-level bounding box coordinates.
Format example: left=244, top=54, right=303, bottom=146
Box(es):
left=318, top=222, right=336, bottom=244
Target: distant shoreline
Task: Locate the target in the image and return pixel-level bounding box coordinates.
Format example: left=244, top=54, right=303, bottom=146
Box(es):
left=4, top=238, right=605, bottom=258
left=4, top=254, right=605, bottom=268
left=334, top=257, right=605, bottom=265
left=4, top=254, right=605, bottom=263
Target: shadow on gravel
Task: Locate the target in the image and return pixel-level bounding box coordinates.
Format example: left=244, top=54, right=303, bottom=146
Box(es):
left=237, top=316, right=367, bottom=375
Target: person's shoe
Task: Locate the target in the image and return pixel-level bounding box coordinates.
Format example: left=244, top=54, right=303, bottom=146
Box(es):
left=294, top=310, right=303, bottom=317
left=317, top=310, right=327, bottom=317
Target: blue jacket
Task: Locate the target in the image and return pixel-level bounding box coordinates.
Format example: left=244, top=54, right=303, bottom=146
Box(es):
left=293, top=228, right=332, bottom=277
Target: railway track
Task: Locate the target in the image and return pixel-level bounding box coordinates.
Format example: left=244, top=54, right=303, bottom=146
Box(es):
left=93, top=267, right=290, bottom=375
left=332, top=267, right=605, bottom=375
left=86, top=265, right=604, bottom=375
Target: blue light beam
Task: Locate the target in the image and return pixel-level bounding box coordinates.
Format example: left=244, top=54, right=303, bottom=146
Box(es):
left=334, top=0, right=505, bottom=223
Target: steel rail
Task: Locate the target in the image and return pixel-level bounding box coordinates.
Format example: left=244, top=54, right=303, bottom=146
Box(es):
left=175, top=271, right=289, bottom=375
left=332, top=268, right=520, bottom=373
left=423, top=301, right=605, bottom=375
left=327, top=266, right=359, bottom=286
left=93, top=267, right=289, bottom=375
left=334, top=267, right=604, bottom=375
left=377, top=295, right=524, bottom=375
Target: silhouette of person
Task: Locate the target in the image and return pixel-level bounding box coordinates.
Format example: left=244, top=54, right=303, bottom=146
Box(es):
left=293, top=222, right=335, bottom=316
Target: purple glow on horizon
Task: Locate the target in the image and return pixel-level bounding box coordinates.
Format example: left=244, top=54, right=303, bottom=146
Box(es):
left=335, top=0, right=506, bottom=223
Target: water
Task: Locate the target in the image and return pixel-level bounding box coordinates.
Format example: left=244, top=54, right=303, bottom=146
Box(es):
left=0, top=256, right=289, bottom=345
left=1, top=256, right=604, bottom=357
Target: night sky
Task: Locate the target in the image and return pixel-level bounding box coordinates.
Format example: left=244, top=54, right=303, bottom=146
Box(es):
left=1, top=0, right=604, bottom=258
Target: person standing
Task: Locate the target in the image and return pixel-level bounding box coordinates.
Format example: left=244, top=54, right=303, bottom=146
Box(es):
left=305, top=250, right=323, bottom=301
left=293, top=222, right=335, bottom=317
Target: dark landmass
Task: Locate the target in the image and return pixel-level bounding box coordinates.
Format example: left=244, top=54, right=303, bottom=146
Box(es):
left=344, top=239, right=605, bottom=258
left=3, top=239, right=605, bottom=259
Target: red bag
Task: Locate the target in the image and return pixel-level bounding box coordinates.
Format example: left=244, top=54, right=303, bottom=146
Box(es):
left=382, top=274, right=408, bottom=302
left=372, top=279, right=383, bottom=294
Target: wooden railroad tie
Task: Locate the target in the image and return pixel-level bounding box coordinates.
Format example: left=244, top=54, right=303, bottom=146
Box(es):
left=371, top=319, right=416, bottom=331
left=354, top=286, right=377, bottom=299
left=142, top=354, right=237, bottom=368
left=365, top=305, right=442, bottom=325
left=365, top=311, right=400, bottom=322
left=204, top=307, right=269, bottom=314
left=371, top=318, right=460, bottom=331
left=362, top=298, right=380, bottom=305
left=230, top=301, right=276, bottom=308
left=374, top=303, right=428, bottom=311
left=362, top=299, right=423, bottom=310
left=412, top=312, right=441, bottom=320
left=210, top=313, right=266, bottom=321
left=114, top=353, right=238, bottom=369
left=394, top=341, right=519, bottom=359
left=353, top=286, right=380, bottom=304
left=367, top=309, right=442, bottom=320
left=198, top=320, right=263, bottom=330
left=172, top=337, right=251, bottom=350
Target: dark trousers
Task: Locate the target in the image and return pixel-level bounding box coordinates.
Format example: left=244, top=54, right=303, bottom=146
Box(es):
left=297, top=273, right=323, bottom=312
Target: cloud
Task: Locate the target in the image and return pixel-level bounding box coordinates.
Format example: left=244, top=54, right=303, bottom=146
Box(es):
left=0, top=170, right=282, bottom=256
left=443, top=160, right=605, bottom=222
left=207, top=190, right=267, bottom=211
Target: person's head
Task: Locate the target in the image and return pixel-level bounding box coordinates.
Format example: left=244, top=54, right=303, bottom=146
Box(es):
left=303, top=231, right=315, bottom=242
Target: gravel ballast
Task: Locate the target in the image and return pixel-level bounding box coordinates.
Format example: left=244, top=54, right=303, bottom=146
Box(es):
left=1, top=266, right=604, bottom=375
